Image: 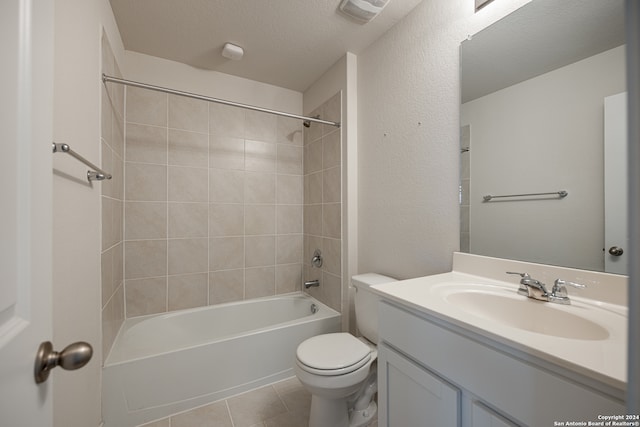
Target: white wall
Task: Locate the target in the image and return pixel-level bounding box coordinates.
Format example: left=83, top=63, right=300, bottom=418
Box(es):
left=52, top=0, right=123, bottom=426
left=357, top=0, right=531, bottom=279
left=123, top=51, right=302, bottom=114
left=462, top=46, right=625, bottom=271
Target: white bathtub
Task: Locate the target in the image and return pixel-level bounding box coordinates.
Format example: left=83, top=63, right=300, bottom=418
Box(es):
left=102, top=293, right=341, bottom=427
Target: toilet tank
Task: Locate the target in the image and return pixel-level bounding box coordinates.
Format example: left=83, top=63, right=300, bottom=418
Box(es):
left=352, top=273, right=397, bottom=344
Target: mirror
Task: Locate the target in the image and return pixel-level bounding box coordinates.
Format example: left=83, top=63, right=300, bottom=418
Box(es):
left=460, top=0, right=626, bottom=274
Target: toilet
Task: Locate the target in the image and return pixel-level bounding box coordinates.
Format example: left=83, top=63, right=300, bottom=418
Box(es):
left=295, top=273, right=397, bottom=427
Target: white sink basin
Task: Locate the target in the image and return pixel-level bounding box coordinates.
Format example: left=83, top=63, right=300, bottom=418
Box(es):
left=444, top=289, right=610, bottom=340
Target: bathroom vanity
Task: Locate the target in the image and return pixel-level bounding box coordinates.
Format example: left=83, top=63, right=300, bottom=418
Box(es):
left=372, top=253, right=627, bottom=427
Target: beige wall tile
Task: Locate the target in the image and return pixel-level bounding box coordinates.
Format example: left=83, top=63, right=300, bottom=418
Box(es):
left=320, top=271, right=342, bottom=312
left=209, top=135, right=245, bottom=170
left=304, top=236, right=322, bottom=270
left=113, top=199, right=124, bottom=246
left=168, top=273, right=208, bottom=311
left=276, top=116, right=303, bottom=146
left=276, top=234, right=303, bottom=265
left=303, top=204, right=322, bottom=236
left=168, top=129, right=208, bottom=167
left=125, top=162, right=167, bottom=201
left=114, top=242, right=123, bottom=287
left=168, top=202, right=208, bottom=238
left=322, top=237, right=341, bottom=276
left=126, top=123, right=167, bottom=165
left=304, top=140, right=322, bottom=174
left=101, top=248, right=114, bottom=309
left=276, top=144, right=303, bottom=175
left=277, top=205, right=303, bottom=234
left=276, top=264, right=302, bottom=294
left=168, top=238, right=208, bottom=275
left=209, top=269, right=244, bottom=304
left=322, top=93, right=341, bottom=136
left=322, top=166, right=341, bottom=203
left=210, top=237, right=244, bottom=271
left=304, top=172, right=322, bottom=205
left=245, top=140, right=276, bottom=172
left=101, top=141, right=114, bottom=198
left=112, top=155, right=125, bottom=200
left=102, top=196, right=114, bottom=251
left=168, top=95, right=208, bottom=133
left=322, top=130, right=341, bottom=169
left=244, top=172, right=275, bottom=204
left=126, top=86, right=167, bottom=127
left=245, top=236, right=275, bottom=268
left=322, top=203, right=341, bottom=238
left=101, top=284, right=124, bottom=362
left=112, top=112, right=125, bottom=159
left=125, top=202, right=167, bottom=240
left=245, top=267, right=275, bottom=300
left=209, top=203, right=244, bottom=237
left=245, top=110, right=277, bottom=143
left=124, top=239, right=167, bottom=280
left=209, top=169, right=244, bottom=203
left=168, top=166, right=208, bottom=202
left=245, top=205, right=275, bottom=235
left=303, top=107, right=322, bottom=145
left=276, top=175, right=303, bottom=205
left=125, top=277, right=167, bottom=317
left=210, top=104, right=244, bottom=138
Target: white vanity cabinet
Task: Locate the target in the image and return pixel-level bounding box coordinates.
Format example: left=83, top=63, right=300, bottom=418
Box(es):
left=377, top=300, right=625, bottom=427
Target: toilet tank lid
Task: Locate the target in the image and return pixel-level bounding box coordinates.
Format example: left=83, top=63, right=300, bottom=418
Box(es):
left=351, top=273, right=397, bottom=288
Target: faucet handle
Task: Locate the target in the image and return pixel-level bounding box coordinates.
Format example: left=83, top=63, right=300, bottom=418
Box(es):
left=552, top=279, right=586, bottom=298
left=506, top=272, right=532, bottom=296
left=506, top=271, right=529, bottom=278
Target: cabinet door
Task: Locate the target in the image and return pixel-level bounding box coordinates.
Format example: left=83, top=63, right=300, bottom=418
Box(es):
left=379, top=343, right=460, bottom=427
left=471, top=401, right=519, bottom=427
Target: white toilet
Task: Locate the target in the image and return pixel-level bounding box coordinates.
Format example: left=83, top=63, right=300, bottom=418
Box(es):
left=295, top=273, right=397, bottom=427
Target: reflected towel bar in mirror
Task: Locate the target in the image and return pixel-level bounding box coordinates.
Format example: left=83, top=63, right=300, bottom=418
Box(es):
left=52, top=142, right=112, bottom=182
left=482, top=190, right=568, bottom=202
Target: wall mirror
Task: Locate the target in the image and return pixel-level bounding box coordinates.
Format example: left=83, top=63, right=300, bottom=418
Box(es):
left=460, top=0, right=627, bottom=274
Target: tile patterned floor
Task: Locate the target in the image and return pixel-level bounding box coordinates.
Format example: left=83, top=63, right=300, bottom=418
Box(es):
left=139, top=376, right=311, bottom=427
left=139, top=376, right=378, bottom=427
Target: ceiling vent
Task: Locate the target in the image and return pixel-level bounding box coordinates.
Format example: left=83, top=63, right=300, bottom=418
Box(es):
left=338, top=0, right=390, bottom=24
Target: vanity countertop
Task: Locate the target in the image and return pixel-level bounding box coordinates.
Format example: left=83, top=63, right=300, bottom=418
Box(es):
left=370, top=254, right=628, bottom=393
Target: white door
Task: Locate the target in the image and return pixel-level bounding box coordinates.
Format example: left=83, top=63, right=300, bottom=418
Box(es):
left=0, top=0, right=54, bottom=425
left=604, top=92, right=628, bottom=275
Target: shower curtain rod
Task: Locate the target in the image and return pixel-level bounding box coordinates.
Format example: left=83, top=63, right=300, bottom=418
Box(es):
left=102, top=74, right=341, bottom=128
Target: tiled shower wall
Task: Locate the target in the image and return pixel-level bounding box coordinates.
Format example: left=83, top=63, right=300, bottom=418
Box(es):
left=101, top=32, right=125, bottom=361
left=122, top=86, right=309, bottom=317
left=302, top=93, right=343, bottom=312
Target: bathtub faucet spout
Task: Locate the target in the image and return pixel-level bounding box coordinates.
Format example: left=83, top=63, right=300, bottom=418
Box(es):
left=304, top=280, right=320, bottom=289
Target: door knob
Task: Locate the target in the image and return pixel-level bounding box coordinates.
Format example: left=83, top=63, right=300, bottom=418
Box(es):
left=34, top=341, right=93, bottom=384
left=608, top=246, right=624, bottom=256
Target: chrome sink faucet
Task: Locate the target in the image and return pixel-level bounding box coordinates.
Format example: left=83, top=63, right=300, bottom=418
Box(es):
left=506, top=272, right=586, bottom=305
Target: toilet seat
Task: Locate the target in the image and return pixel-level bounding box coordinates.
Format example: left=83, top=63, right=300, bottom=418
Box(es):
left=296, top=333, right=372, bottom=376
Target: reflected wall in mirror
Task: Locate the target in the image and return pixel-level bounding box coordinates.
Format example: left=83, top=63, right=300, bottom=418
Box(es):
left=460, top=0, right=627, bottom=274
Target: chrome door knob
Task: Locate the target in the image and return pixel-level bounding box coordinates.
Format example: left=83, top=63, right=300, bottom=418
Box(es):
left=608, top=246, right=624, bottom=256
left=34, top=341, right=93, bottom=384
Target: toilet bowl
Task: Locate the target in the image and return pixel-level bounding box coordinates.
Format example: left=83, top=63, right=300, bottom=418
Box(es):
left=295, top=273, right=397, bottom=427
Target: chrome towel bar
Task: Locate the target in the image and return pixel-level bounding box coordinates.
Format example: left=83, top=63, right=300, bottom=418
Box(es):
left=52, top=142, right=112, bottom=182
left=482, top=190, right=568, bottom=202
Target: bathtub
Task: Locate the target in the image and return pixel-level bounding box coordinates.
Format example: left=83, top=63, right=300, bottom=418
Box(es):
left=102, top=293, right=341, bottom=427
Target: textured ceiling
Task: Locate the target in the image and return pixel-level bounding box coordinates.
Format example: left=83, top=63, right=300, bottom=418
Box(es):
left=109, top=0, right=424, bottom=92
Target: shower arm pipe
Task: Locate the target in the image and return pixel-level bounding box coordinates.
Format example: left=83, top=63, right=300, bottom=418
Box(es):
left=102, top=74, right=340, bottom=128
